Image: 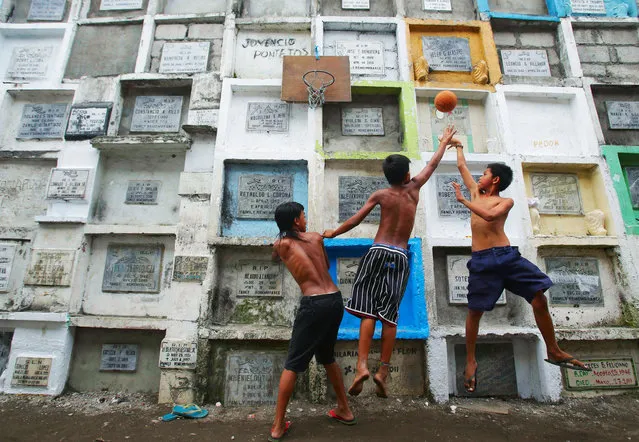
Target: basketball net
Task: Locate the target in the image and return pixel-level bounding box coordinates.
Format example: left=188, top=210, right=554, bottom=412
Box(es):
left=303, top=70, right=335, bottom=109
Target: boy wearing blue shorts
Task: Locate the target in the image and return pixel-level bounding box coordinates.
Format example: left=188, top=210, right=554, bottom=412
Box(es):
left=452, top=145, right=591, bottom=394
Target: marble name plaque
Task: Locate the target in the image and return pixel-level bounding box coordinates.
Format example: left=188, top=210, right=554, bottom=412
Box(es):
left=423, top=0, right=452, bottom=10
left=421, top=37, right=472, bottom=72
left=17, top=103, right=68, bottom=139
left=501, top=50, right=551, bottom=77
left=102, top=244, right=163, bottom=293
left=436, top=174, right=480, bottom=219
left=125, top=180, right=160, bottom=205
left=447, top=255, right=505, bottom=304
left=338, top=257, right=360, bottom=302
left=100, top=344, right=138, bottom=372
left=0, top=244, right=17, bottom=291
left=64, top=103, right=112, bottom=140
left=342, top=107, right=384, bottom=136
left=24, top=249, right=75, bottom=286
left=186, top=108, right=218, bottom=128
left=27, top=0, right=66, bottom=21
left=159, top=42, right=210, bottom=74
left=11, top=357, right=52, bottom=387
left=338, top=176, right=387, bottom=223
left=342, top=0, right=369, bottom=9
left=130, top=96, right=183, bottom=133
left=606, top=102, right=639, bottom=130
left=237, top=260, right=283, bottom=297
left=545, top=257, right=603, bottom=306
left=531, top=173, right=583, bottom=215
left=237, top=174, right=293, bottom=219
left=570, top=0, right=606, bottom=14
left=159, top=341, right=197, bottom=369
left=246, top=102, right=289, bottom=132
left=6, top=46, right=53, bottom=81
left=565, top=359, right=638, bottom=390
left=100, top=0, right=144, bottom=10
left=625, top=167, right=639, bottom=209
left=173, top=256, right=208, bottom=282
left=46, top=168, right=90, bottom=199
left=225, top=352, right=285, bottom=406
left=336, top=41, right=385, bottom=76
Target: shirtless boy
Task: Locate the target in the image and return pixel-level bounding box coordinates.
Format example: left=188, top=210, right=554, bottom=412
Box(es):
left=452, top=145, right=591, bottom=394
left=323, top=126, right=458, bottom=398
left=269, top=202, right=355, bottom=442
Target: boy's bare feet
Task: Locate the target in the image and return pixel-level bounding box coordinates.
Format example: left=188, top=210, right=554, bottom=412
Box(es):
left=348, top=370, right=369, bottom=396
left=464, top=359, right=478, bottom=393
left=373, top=372, right=388, bottom=398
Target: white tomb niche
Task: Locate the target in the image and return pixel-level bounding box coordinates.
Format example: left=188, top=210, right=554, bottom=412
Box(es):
left=592, top=86, right=639, bottom=146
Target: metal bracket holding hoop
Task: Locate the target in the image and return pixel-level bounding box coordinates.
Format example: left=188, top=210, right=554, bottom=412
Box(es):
left=302, top=70, right=336, bottom=109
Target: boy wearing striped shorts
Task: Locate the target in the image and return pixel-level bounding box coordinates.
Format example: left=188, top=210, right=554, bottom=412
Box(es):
left=323, top=125, right=458, bottom=397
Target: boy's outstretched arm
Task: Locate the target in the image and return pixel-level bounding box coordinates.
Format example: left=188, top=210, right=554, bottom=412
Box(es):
left=452, top=182, right=513, bottom=221
left=411, top=125, right=457, bottom=188
left=322, top=192, right=380, bottom=238
left=455, top=145, right=478, bottom=196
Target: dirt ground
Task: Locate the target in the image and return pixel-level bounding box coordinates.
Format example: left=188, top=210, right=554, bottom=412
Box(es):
left=1, top=392, right=638, bottom=442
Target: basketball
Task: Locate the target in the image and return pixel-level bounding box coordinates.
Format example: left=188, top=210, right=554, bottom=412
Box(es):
left=434, top=90, right=458, bottom=113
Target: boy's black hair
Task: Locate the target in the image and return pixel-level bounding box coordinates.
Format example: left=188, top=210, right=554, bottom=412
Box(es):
left=275, top=201, right=304, bottom=240
left=487, top=163, right=513, bottom=191
left=383, top=154, right=411, bottom=185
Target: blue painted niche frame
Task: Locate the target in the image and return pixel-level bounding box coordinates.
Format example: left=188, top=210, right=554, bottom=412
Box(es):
left=477, top=0, right=637, bottom=20
left=324, top=238, right=428, bottom=340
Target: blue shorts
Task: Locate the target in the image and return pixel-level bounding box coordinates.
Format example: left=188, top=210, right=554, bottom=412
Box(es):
left=467, top=246, right=553, bottom=312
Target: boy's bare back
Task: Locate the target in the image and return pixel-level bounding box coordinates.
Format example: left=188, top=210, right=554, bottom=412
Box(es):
left=273, top=232, right=338, bottom=296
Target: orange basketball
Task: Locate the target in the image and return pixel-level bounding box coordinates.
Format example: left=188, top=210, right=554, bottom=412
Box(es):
left=434, top=90, right=458, bottom=113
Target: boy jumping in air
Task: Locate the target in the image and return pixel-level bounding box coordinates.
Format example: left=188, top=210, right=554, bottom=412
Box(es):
left=269, top=202, right=355, bottom=442
left=323, top=126, right=458, bottom=398
left=451, top=144, right=591, bottom=394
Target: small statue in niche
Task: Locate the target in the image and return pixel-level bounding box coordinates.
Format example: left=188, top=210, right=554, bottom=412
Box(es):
left=472, top=60, right=489, bottom=85
left=611, top=4, right=629, bottom=17
left=414, top=56, right=429, bottom=81
left=528, top=198, right=541, bottom=235
left=585, top=209, right=607, bottom=236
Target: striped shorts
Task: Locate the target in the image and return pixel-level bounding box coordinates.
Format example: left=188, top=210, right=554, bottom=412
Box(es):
left=345, top=243, right=410, bottom=326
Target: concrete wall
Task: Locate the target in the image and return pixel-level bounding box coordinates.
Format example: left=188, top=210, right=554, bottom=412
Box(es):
left=0, top=241, right=32, bottom=311
left=0, top=159, right=54, bottom=228
left=0, top=31, right=66, bottom=85
left=404, top=0, right=477, bottom=20
left=320, top=0, right=396, bottom=17
left=87, top=0, right=149, bottom=19
left=591, top=85, right=639, bottom=146
left=4, top=0, right=71, bottom=23
left=162, top=0, right=227, bottom=15
left=574, top=25, right=639, bottom=81
left=487, top=0, right=548, bottom=15
left=241, top=0, right=310, bottom=17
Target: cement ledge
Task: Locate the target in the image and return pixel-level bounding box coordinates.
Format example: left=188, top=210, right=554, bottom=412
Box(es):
left=556, top=327, right=639, bottom=341
left=530, top=235, right=619, bottom=248
left=0, top=312, right=68, bottom=323
left=84, top=224, right=177, bottom=235
left=429, top=326, right=540, bottom=339
left=69, top=315, right=170, bottom=330
left=201, top=325, right=292, bottom=340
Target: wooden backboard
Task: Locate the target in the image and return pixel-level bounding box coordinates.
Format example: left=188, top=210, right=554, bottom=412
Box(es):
left=281, top=56, right=352, bottom=103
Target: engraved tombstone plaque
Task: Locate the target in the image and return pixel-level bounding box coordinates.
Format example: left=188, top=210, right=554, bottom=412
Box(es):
left=17, top=103, right=68, bottom=139
left=501, top=50, right=551, bottom=77
left=185, top=108, right=218, bottom=129
left=5, top=46, right=53, bottom=81
left=64, top=103, right=112, bottom=140
left=237, top=174, right=293, bottom=219
left=102, top=244, right=163, bottom=293
left=99, top=344, right=138, bottom=371
left=159, top=341, right=197, bottom=369
left=159, top=42, right=210, bottom=74
left=531, top=173, right=583, bottom=215
left=173, top=256, right=208, bottom=282
left=625, top=167, right=639, bottom=209
left=46, top=168, right=90, bottom=199
left=421, top=37, right=472, bottom=72
left=125, top=180, right=160, bottom=205
left=342, top=0, right=369, bottom=9
left=545, top=257, right=603, bottom=306
left=447, top=255, right=505, bottom=304
left=606, top=102, right=639, bottom=130
left=130, top=96, right=183, bottom=132
left=27, top=0, right=66, bottom=21
left=225, top=352, right=285, bottom=406
left=237, top=260, right=283, bottom=297
left=570, top=0, right=606, bottom=14
left=338, top=257, right=360, bottom=302
left=430, top=102, right=471, bottom=137
left=455, top=343, right=517, bottom=396
left=423, top=0, right=452, bottom=10
left=338, top=176, right=388, bottom=223
left=436, top=174, right=481, bottom=219
left=11, top=357, right=52, bottom=387
left=336, top=41, right=385, bottom=76
left=565, top=359, right=638, bottom=390
left=246, top=103, right=290, bottom=132
left=341, top=107, right=384, bottom=136
left=100, top=0, right=144, bottom=10
left=0, top=244, right=17, bottom=291
left=24, top=249, right=75, bottom=286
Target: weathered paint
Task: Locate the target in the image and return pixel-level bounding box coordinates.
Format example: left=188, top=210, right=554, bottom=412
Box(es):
left=602, top=146, right=639, bottom=235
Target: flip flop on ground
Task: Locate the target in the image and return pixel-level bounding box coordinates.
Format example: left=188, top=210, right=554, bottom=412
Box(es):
left=544, top=357, right=592, bottom=372
left=172, top=404, right=209, bottom=419
left=268, top=421, right=292, bottom=442
left=327, top=409, right=357, bottom=426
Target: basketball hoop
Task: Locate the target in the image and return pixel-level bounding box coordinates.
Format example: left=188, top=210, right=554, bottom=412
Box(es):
left=302, top=70, right=335, bottom=109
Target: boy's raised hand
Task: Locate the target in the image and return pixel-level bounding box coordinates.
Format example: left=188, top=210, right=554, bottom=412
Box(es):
left=439, top=125, right=457, bottom=148
left=451, top=181, right=465, bottom=202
